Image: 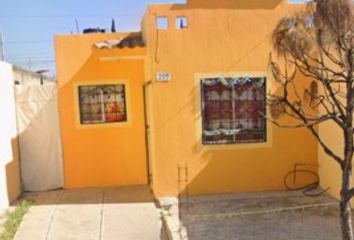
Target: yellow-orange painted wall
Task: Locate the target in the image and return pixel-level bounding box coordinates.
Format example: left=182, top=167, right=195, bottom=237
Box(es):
left=317, top=64, right=348, bottom=201
left=142, top=0, right=318, bottom=197
left=6, top=138, right=21, bottom=203
left=318, top=121, right=342, bottom=200
left=315, top=42, right=350, bottom=201
left=55, top=33, right=148, bottom=188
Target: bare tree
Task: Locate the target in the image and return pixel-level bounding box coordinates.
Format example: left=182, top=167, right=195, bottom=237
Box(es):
left=269, top=0, right=354, bottom=239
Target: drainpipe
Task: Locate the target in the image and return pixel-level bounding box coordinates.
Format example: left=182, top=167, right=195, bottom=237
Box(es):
left=143, top=80, right=153, bottom=187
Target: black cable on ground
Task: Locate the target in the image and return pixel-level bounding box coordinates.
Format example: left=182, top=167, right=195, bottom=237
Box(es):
left=283, top=169, right=330, bottom=197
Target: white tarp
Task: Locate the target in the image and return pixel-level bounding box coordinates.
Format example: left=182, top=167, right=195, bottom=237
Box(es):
left=15, top=84, right=63, bottom=191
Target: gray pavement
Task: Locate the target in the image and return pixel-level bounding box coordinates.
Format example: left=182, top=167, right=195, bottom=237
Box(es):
left=14, top=186, right=167, bottom=240
left=160, top=190, right=342, bottom=240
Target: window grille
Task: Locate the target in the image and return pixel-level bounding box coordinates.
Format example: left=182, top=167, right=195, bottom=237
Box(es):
left=78, top=84, right=127, bottom=125
left=201, top=77, right=266, bottom=145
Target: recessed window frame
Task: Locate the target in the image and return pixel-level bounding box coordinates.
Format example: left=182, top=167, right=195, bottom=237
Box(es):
left=78, top=84, right=127, bottom=125
left=200, top=76, right=267, bottom=145
left=176, top=16, right=188, bottom=29
left=156, top=16, right=169, bottom=30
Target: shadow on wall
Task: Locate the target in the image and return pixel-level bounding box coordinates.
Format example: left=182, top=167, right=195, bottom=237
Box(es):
left=171, top=0, right=284, bottom=10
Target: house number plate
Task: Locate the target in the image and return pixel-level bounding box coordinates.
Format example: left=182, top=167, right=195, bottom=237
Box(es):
left=157, top=72, right=171, bottom=82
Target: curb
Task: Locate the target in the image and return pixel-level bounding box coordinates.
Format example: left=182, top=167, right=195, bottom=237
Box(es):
left=158, top=198, right=188, bottom=240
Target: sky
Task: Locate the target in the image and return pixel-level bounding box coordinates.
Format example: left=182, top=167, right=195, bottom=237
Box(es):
left=0, top=0, right=306, bottom=77
left=0, top=0, right=186, bottom=76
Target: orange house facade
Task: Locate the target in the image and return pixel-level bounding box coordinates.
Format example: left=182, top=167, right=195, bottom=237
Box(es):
left=55, top=0, right=333, bottom=198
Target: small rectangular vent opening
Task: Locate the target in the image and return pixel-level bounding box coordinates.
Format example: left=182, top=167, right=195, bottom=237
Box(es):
left=156, top=17, right=169, bottom=29
left=176, top=16, right=188, bottom=29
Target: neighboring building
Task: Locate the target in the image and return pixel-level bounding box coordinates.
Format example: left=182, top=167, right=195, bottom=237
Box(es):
left=55, top=0, right=325, bottom=198
left=0, top=61, right=56, bottom=208
left=12, top=65, right=55, bottom=86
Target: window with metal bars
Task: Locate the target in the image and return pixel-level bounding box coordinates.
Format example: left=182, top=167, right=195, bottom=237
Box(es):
left=78, top=84, right=127, bottom=125
left=201, top=77, right=266, bottom=145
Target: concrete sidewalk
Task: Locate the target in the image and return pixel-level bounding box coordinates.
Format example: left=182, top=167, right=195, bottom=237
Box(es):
left=14, top=186, right=167, bottom=240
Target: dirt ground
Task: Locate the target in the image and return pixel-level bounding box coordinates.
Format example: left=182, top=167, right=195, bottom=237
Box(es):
left=160, top=190, right=343, bottom=240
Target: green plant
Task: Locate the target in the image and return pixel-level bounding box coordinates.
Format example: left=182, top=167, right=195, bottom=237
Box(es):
left=0, top=200, right=32, bottom=240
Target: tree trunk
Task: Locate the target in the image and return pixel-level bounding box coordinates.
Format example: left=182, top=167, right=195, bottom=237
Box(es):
left=340, top=197, right=354, bottom=240
left=340, top=149, right=354, bottom=240
left=341, top=74, right=354, bottom=240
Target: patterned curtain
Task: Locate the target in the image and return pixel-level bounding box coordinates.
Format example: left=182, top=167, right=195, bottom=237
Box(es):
left=79, top=84, right=127, bottom=124
left=201, top=77, right=266, bottom=144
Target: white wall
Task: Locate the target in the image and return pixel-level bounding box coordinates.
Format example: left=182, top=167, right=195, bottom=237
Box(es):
left=0, top=61, right=21, bottom=208
left=13, top=66, right=56, bottom=86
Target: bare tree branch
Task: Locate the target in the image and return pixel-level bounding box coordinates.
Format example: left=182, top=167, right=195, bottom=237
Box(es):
left=270, top=1, right=354, bottom=238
